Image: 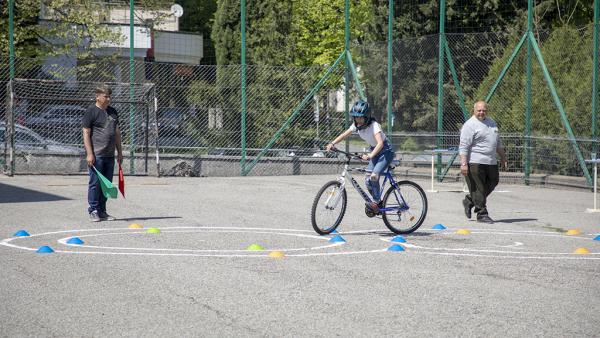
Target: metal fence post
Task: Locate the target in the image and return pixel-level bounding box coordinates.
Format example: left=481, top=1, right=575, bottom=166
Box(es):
left=344, top=0, right=350, bottom=153
left=436, top=0, right=446, bottom=180
left=240, top=0, right=247, bottom=175
left=8, top=0, right=15, bottom=79
left=387, top=0, right=393, bottom=135
left=524, top=0, right=533, bottom=185
left=593, top=0, right=599, bottom=156
left=528, top=32, right=592, bottom=186
left=129, top=0, right=136, bottom=175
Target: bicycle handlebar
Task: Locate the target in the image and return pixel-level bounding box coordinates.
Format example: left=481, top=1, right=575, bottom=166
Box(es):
left=327, top=147, right=365, bottom=161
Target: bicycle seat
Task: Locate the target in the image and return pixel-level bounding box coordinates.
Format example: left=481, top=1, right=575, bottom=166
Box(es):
left=388, top=159, right=400, bottom=170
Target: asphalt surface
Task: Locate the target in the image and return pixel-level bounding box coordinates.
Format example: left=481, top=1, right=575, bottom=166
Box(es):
left=0, top=174, right=599, bottom=337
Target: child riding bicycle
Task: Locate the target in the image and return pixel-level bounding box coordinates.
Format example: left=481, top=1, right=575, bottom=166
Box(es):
left=326, top=99, right=395, bottom=213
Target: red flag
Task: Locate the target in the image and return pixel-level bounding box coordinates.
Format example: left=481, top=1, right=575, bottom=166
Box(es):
left=118, top=163, right=125, bottom=198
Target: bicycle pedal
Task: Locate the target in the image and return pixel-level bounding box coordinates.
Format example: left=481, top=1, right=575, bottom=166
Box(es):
left=364, top=205, right=378, bottom=218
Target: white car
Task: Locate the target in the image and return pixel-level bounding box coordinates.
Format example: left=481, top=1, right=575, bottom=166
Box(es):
left=0, top=122, right=84, bottom=155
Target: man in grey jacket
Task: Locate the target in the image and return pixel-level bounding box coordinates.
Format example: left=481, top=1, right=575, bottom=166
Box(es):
left=459, top=101, right=507, bottom=223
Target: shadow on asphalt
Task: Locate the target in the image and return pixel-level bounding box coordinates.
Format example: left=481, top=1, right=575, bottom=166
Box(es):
left=117, top=216, right=183, bottom=221
left=0, top=183, right=70, bottom=203
left=339, top=230, right=435, bottom=237
left=494, top=218, right=537, bottom=223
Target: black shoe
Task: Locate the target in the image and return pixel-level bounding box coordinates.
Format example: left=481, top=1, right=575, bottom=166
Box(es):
left=462, top=198, right=472, bottom=219
left=477, top=214, right=494, bottom=224
left=99, top=212, right=116, bottom=221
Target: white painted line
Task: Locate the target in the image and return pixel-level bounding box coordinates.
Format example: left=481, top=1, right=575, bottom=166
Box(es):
left=402, top=243, right=600, bottom=255
left=1, top=226, right=355, bottom=257
left=56, top=230, right=340, bottom=253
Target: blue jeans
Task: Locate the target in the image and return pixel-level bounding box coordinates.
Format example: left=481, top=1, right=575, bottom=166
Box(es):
left=88, top=157, right=115, bottom=214
left=365, top=142, right=395, bottom=202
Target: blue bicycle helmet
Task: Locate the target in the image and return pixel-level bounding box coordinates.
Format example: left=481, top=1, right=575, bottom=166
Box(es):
left=351, top=99, right=373, bottom=130
left=351, top=99, right=370, bottom=118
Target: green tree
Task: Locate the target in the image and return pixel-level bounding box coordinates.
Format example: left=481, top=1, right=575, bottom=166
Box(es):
left=291, top=0, right=374, bottom=66
left=0, top=0, right=175, bottom=60
left=0, top=0, right=39, bottom=58
left=176, top=0, right=217, bottom=64
left=211, top=0, right=241, bottom=66
left=475, top=25, right=593, bottom=174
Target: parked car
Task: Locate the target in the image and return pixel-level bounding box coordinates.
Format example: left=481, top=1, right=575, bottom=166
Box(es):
left=26, top=104, right=87, bottom=142
left=0, top=122, right=84, bottom=155
left=207, top=147, right=336, bottom=158
left=157, top=108, right=186, bottom=132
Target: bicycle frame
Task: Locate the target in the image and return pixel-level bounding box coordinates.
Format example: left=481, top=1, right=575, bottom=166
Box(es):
left=328, top=150, right=409, bottom=214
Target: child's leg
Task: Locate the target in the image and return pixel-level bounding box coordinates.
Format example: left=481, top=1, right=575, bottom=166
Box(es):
left=366, top=152, right=392, bottom=201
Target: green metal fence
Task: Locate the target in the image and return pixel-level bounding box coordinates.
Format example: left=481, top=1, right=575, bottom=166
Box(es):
left=1, top=0, right=598, bottom=186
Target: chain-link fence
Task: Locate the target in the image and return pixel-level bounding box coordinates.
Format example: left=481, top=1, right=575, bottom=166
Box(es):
left=354, top=25, right=598, bottom=185
left=2, top=75, right=156, bottom=175
left=1, top=26, right=598, bottom=182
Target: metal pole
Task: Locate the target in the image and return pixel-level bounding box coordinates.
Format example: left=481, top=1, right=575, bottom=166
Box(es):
left=485, top=33, right=527, bottom=102
left=240, top=0, right=247, bottom=174
left=314, top=95, right=320, bottom=142
left=346, top=51, right=366, bottom=99
left=436, top=0, right=446, bottom=180
left=241, top=52, right=346, bottom=175
left=387, top=0, right=393, bottom=135
left=8, top=0, right=15, bottom=79
left=586, top=157, right=599, bottom=212
left=528, top=32, right=593, bottom=186
left=592, top=0, right=599, bottom=156
left=428, top=152, right=437, bottom=193
left=7, top=0, right=15, bottom=174
left=525, top=0, right=533, bottom=185
left=444, top=41, right=468, bottom=120
left=344, top=0, right=350, bottom=153
left=129, top=0, right=135, bottom=174
left=595, top=163, right=598, bottom=210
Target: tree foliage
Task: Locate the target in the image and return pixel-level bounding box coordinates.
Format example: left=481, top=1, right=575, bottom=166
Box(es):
left=1, top=0, right=173, bottom=60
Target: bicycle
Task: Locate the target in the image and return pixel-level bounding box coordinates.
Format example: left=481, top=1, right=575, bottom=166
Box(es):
left=311, top=148, right=428, bottom=235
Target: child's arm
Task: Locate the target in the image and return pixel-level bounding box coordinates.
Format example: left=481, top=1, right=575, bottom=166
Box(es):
left=362, top=132, right=384, bottom=161
left=326, top=129, right=353, bottom=151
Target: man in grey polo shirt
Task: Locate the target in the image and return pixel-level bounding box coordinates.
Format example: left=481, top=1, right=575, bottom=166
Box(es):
left=459, top=101, right=507, bottom=223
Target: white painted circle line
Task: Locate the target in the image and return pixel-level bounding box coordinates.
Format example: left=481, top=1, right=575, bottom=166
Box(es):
left=56, top=230, right=339, bottom=252
left=1, top=226, right=365, bottom=257
left=377, top=229, right=600, bottom=259
left=401, top=242, right=600, bottom=255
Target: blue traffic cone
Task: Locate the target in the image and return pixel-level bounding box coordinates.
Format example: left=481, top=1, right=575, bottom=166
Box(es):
left=387, top=244, right=405, bottom=252
left=329, top=235, right=346, bottom=243
left=36, top=246, right=54, bottom=254
left=13, top=230, right=30, bottom=237
left=391, top=235, right=407, bottom=243
left=66, top=237, right=84, bottom=245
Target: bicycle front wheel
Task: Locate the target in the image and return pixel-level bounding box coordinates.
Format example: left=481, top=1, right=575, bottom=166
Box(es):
left=381, top=180, right=428, bottom=234
left=311, top=180, right=347, bottom=235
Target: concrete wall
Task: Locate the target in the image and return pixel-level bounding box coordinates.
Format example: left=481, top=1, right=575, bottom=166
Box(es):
left=4, top=153, right=594, bottom=191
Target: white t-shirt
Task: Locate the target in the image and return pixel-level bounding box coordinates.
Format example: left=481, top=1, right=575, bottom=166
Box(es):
left=349, top=121, right=386, bottom=147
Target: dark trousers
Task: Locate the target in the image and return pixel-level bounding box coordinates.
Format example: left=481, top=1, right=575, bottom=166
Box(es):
left=465, top=163, right=499, bottom=217
left=88, top=156, right=115, bottom=214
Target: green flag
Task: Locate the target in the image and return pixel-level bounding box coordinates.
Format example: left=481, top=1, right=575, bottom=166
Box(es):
left=92, top=166, right=118, bottom=199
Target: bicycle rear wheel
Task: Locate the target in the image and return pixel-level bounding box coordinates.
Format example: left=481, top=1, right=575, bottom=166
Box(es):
left=311, top=181, right=347, bottom=235
left=381, top=180, right=428, bottom=234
